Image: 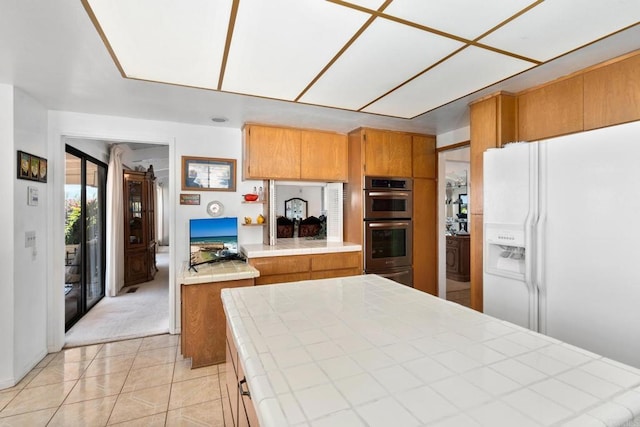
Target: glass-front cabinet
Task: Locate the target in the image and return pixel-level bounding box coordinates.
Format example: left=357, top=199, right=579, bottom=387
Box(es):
left=123, top=166, right=157, bottom=286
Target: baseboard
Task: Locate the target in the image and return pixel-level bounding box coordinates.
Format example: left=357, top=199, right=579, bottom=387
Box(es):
left=0, top=376, right=17, bottom=391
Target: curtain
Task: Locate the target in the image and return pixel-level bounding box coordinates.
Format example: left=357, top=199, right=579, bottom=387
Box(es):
left=105, top=144, right=124, bottom=297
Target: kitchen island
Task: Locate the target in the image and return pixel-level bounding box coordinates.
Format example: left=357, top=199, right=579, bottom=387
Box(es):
left=222, top=275, right=640, bottom=426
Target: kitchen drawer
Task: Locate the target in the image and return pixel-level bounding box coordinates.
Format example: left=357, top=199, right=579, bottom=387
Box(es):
left=255, top=272, right=311, bottom=286
left=249, top=255, right=311, bottom=275
left=310, top=268, right=360, bottom=280
left=311, top=252, right=360, bottom=271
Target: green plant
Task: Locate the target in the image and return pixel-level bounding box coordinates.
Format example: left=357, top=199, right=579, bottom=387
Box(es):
left=65, top=198, right=99, bottom=245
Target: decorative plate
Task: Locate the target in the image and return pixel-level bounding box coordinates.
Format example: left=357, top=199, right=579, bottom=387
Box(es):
left=206, top=200, right=224, bottom=217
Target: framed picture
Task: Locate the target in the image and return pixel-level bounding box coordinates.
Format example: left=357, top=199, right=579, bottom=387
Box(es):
left=17, top=151, right=47, bottom=183
left=179, top=193, right=201, bottom=205
left=38, top=159, right=48, bottom=182
left=18, top=151, right=31, bottom=179
left=181, top=156, right=236, bottom=192
left=30, top=156, right=40, bottom=180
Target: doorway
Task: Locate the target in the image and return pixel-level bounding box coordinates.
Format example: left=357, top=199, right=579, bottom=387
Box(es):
left=438, top=144, right=471, bottom=308
left=64, top=146, right=107, bottom=330
left=62, top=140, right=172, bottom=346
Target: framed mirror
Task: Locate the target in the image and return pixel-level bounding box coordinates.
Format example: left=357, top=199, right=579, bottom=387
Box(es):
left=285, top=197, right=307, bottom=220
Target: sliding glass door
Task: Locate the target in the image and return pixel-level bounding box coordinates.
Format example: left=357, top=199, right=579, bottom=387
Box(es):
left=64, top=146, right=107, bottom=331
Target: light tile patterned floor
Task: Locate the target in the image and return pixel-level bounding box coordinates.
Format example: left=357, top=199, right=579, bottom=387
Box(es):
left=0, top=334, right=227, bottom=426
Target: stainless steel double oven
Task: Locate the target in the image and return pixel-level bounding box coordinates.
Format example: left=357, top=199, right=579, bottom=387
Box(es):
left=363, top=176, right=413, bottom=287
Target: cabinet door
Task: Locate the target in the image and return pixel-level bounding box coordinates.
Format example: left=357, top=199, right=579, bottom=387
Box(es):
left=300, top=131, right=348, bottom=181
left=446, top=241, right=460, bottom=274
left=146, top=178, right=155, bottom=243
left=124, top=174, right=146, bottom=249
left=412, top=135, right=436, bottom=179
left=244, top=125, right=300, bottom=179
left=226, top=335, right=240, bottom=427
left=249, top=255, right=310, bottom=275
left=237, top=357, right=259, bottom=427
left=518, top=75, right=584, bottom=141
left=413, top=178, right=437, bottom=295
left=124, top=248, right=148, bottom=285
left=311, top=252, right=360, bottom=271
left=364, top=129, right=412, bottom=177
left=584, top=53, right=640, bottom=130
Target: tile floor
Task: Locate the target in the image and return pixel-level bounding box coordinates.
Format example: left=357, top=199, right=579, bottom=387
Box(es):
left=446, top=279, right=471, bottom=308
left=0, top=334, right=227, bottom=426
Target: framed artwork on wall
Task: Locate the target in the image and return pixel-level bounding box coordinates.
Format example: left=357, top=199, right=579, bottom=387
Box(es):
left=181, top=156, right=236, bottom=192
left=17, top=150, right=47, bottom=183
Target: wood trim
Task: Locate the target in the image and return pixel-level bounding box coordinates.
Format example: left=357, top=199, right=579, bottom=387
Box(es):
left=80, top=0, right=126, bottom=78
left=217, top=0, right=240, bottom=90
left=470, top=214, right=483, bottom=312
left=242, top=122, right=346, bottom=136
left=345, top=129, right=365, bottom=256
left=436, top=141, right=470, bottom=152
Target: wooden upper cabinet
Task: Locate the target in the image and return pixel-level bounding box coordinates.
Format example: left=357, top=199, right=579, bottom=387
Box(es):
left=244, top=125, right=300, bottom=179
left=364, top=129, right=412, bottom=177
left=518, top=75, right=584, bottom=141
left=583, top=53, right=640, bottom=130
left=412, top=134, right=436, bottom=179
left=244, top=124, right=348, bottom=181
left=300, top=130, right=348, bottom=181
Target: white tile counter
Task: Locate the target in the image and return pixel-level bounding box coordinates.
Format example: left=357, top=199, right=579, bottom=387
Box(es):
left=241, top=239, right=361, bottom=258
left=221, top=275, right=640, bottom=427
left=178, top=260, right=259, bottom=285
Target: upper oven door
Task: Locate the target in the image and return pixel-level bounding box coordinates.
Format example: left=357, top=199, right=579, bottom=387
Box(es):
left=364, top=189, right=412, bottom=219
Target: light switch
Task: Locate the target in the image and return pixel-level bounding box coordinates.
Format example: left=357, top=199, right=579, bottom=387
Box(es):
left=25, top=231, right=36, bottom=248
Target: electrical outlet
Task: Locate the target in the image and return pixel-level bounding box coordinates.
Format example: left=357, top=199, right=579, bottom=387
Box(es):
left=25, top=231, right=36, bottom=248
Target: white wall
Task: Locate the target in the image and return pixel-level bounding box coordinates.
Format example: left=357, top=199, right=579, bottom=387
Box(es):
left=437, top=126, right=470, bottom=148
left=47, top=111, right=262, bottom=346
left=0, top=85, right=16, bottom=388
left=0, top=87, right=50, bottom=389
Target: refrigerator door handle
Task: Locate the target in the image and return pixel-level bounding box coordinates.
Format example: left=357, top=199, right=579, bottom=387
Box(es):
left=535, top=141, right=548, bottom=334
left=524, top=143, right=539, bottom=332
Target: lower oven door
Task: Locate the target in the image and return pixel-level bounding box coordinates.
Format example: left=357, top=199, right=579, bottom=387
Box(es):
left=364, top=220, right=412, bottom=270
left=366, top=267, right=413, bottom=287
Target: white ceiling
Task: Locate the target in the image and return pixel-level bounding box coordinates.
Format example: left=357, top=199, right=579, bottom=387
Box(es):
left=0, top=1, right=638, bottom=136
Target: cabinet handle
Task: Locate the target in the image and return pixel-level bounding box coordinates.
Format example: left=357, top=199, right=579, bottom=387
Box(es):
left=238, top=377, right=251, bottom=398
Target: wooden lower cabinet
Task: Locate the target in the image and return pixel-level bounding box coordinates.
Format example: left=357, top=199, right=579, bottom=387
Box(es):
left=180, top=278, right=254, bottom=368
left=445, top=235, right=470, bottom=282
left=249, top=252, right=361, bottom=285
left=225, top=325, right=259, bottom=426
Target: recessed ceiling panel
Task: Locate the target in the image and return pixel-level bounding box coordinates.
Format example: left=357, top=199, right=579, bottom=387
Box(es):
left=87, top=0, right=232, bottom=89
left=339, top=0, right=389, bottom=10
left=383, top=0, right=536, bottom=40
left=299, top=18, right=464, bottom=110
left=222, top=0, right=369, bottom=100
left=480, top=0, right=640, bottom=61
left=362, top=46, right=535, bottom=118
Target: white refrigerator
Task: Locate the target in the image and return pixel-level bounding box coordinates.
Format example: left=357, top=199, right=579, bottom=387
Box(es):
left=483, top=120, right=640, bottom=368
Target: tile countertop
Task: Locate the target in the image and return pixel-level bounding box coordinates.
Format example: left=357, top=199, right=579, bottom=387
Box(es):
left=241, top=239, right=361, bottom=258
left=221, top=275, right=640, bottom=427
left=178, top=260, right=259, bottom=285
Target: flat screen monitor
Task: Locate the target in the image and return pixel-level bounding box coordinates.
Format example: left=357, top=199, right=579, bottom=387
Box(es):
left=189, top=217, right=238, bottom=267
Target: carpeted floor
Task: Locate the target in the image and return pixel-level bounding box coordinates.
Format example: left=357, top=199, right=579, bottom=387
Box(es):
left=64, top=248, right=170, bottom=348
